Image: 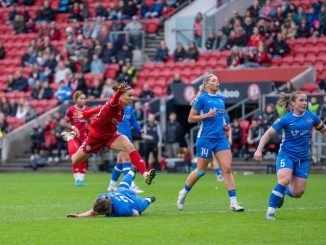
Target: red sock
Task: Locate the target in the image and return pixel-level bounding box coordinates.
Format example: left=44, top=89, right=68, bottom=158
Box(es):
left=79, top=161, right=87, bottom=174
left=68, top=139, right=79, bottom=156
left=72, top=163, right=79, bottom=173
left=129, top=150, right=147, bottom=175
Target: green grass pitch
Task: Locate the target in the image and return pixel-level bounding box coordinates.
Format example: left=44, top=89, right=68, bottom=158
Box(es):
left=0, top=172, right=325, bottom=244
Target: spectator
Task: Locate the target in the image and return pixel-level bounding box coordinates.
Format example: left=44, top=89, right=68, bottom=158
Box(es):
left=22, top=0, right=34, bottom=5
left=55, top=81, right=72, bottom=102
left=115, top=65, right=133, bottom=85
left=30, top=121, right=44, bottom=164
left=193, top=12, right=203, bottom=48
left=134, top=101, right=144, bottom=122
left=153, top=40, right=169, bottom=62
left=87, top=78, right=103, bottom=99
left=281, top=18, right=297, bottom=39
left=227, top=46, right=244, bottom=69
left=107, top=2, right=118, bottom=20
left=0, top=97, right=11, bottom=116
left=91, top=54, right=104, bottom=74
left=230, top=118, right=242, bottom=158
left=259, top=0, right=276, bottom=21
left=242, top=16, right=254, bottom=39
left=311, top=20, right=322, bottom=37
left=268, top=33, right=290, bottom=57
left=100, top=78, right=116, bottom=100
left=116, top=43, right=132, bottom=65
left=102, top=41, right=117, bottom=64
left=39, top=81, right=53, bottom=100
left=109, top=18, right=125, bottom=45
left=145, top=0, right=164, bottom=18
left=31, top=80, right=42, bottom=99
left=294, top=6, right=306, bottom=25
left=296, top=17, right=311, bottom=38
left=7, top=4, right=18, bottom=24
left=308, top=96, right=320, bottom=115
left=95, top=0, right=107, bottom=18
left=244, top=119, right=263, bottom=159
left=186, top=41, right=199, bottom=61
left=139, top=84, right=155, bottom=99
left=15, top=99, right=29, bottom=119
left=55, top=61, right=72, bottom=83
left=255, top=41, right=270, bottom=67
left=319, top=95, right=326, bottom=122
left=6, top=74, right=16, bottom=92
left=278, top=81, right=295, bottom=93
left=173, top=42, right=187, bottom=62
left=124, top=15, right=143, bottom=49
left=143, top=114, right=162, bottom=170
left=13, top=70, right=28, bottom=92
left=8, top=99, right=17, bottom=117
left=12, top=14, right=26, bottom=34
left=214, top=30, right=228, bottom=51
left=53, top=118, right=67, bottom=163
left=262, top=103, right=277, bottom=131
left=43, top=115, right=57, bottom=164
left=70, top=73, right=88, bottom=95
left=319, top=5, right=326, bottom=34
left=247, top=26, right=263, bottom=49
left=166, top=112, right=182, bottom=158
left=0, top=42, right=5, bottom=59
left=167, top=73, right=184, bottom=95
left=205, top=31, right=215, bottom=51
left=35, top=0, right=55, bottom=22
left=247, top=0, right=261, bottom=20
left=0, top=113, right=8, bottom=147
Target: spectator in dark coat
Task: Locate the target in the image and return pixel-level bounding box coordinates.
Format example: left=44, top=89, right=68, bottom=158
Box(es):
left=153, top=40, right=169, bottom=62
left=173, top=42, right=187, bottom=62
left=0, top=42, right=5, bottom=59
left=268, top=33, right=290, bottom=57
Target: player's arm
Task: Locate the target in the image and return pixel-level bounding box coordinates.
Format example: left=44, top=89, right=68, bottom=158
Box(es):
left=314, top=121, right=326, bottom=135
left=130, top=109, right=143, bottom=134
left=67, top=209, right=98, bottom=218
left=253, top=127, right=277, bottom=162
left=63, top=116, right=80, bottom=137
left=82, top=106, right=103, bottom=119
left=110, top=82, right=128, bottom=107
left=188, top=108, right=216, bottom=124
left=132, top=209, right=140, bottom=217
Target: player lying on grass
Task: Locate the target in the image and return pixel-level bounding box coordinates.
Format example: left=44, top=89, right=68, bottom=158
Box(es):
left=67, top=167, right=155, bottom=217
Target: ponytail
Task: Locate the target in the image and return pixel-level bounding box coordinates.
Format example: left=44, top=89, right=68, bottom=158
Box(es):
left=190, top=73, right=216, bottom=105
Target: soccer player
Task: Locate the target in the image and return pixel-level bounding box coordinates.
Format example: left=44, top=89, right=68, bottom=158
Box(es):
left=107, top=104, right=145, bottom=193
left=254, top=91, right=326, bottom=220
left=67, top=167, right=155, bottom=218
left=63, top=91, right=90, bottom=186
left=177, top=74, right=244, bottom=212
left=61, top=82, right=156, bottom=185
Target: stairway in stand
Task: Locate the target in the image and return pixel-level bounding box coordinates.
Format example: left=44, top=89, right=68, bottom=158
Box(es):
left=144, top=29, right=165, bottom=62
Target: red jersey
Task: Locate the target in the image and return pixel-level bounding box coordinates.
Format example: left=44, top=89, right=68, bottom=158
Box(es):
left=65, top=105, right=90, bottom=139
left=88, top=99, right=124, bottom=138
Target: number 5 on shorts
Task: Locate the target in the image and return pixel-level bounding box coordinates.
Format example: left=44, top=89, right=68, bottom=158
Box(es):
left=280, top=159, right=285, bottom=168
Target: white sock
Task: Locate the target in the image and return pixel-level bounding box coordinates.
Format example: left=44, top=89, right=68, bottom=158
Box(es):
left=145, top=197, right=152, bottom=203
left=230, top=196, right=237, bottom=205
left=79, top=173, right=85, bottom=181
left=109, top=180, right=117, bottom=187
left=267, top=207, right=275, bottom=214
left=73, top=173, right=78, bottom=180
left=180, top=188, right=188, bottom=196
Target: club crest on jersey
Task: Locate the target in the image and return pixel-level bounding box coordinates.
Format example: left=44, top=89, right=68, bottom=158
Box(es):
left=291, top=130, right=300, bottom=136
left=85, top=145, right=91, bottom=151
left=307, top=118, right=314, bottom=124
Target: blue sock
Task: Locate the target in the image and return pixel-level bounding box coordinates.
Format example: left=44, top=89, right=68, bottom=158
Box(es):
left=268, top=184, right=287, bottom=208
left=191, top=164, right=197, bottom=171
left=123, top=162, right=131, bottom=176
left=184, top=184, right=192, bottom=192
left=111, top=163, right=122, bottom=181
left=285, top=187, right=293, bottom=197
left=119, top=171, right=134, bottom=188
left=228, top=189, right=236, bottom=198
left=215, top=167, right=222, bottom=176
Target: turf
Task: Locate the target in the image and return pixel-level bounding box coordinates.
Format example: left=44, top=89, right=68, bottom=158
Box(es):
left=0, top=172, right=325, bottom=244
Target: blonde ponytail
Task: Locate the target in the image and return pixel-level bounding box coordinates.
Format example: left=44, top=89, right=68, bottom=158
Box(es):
left=190, top=73, right=216, bottom=105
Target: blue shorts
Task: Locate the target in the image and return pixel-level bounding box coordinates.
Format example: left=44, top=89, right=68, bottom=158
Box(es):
left=276, top=154, right=310, bottom=179
left=195, top=137, right=230, bottom=159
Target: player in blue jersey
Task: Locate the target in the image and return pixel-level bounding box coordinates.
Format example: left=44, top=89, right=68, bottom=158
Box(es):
left=67, top=167, right=155, bottom=218
left=177, top=74, right=244, bottom=212
left=107, top=105, right=145, bottom=193
left=254, top=91, right=326, bottom=220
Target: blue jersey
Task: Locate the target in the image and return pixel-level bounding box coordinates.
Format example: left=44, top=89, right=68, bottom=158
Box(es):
left=118, top=106, right=142, bottom=140
left=98, top=189, right=148, bottom=217
left=272, top=111, right=322, bottom=159
left=193, top=92, right=226, bottom=139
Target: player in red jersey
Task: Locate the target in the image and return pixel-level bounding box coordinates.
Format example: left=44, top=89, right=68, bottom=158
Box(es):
left=61, top=82, right=156, bottom=185
left=64, top=91, right=90, bottom=186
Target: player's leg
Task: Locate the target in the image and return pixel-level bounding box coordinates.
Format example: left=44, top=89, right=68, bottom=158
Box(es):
left=118, top=165, right=136, bottom=189
left=107, top=135, right=156, bottom=185
left=76, top=160, right=87, bottom=186
left=108, top=151, right=123, bottom=191
left=215, top=149, right=244, bottom=212
left=177, top=157, right=210, bottom=210
left=285, top=159, right=309, bottom=198
left=266, top=155, right=293, bottom=220
left=212, top=154, right=224, bottom=182
left=61, top=132, right=90, bottom=165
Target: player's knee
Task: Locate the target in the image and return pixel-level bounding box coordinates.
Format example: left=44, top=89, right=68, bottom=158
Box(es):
left=278, top=177, right=291, bottom=186
left=292, top=189, right=305, bottom=198
left=222, top=167, right=232, bottom=175
left=197, top=170, right=206, bottom=178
